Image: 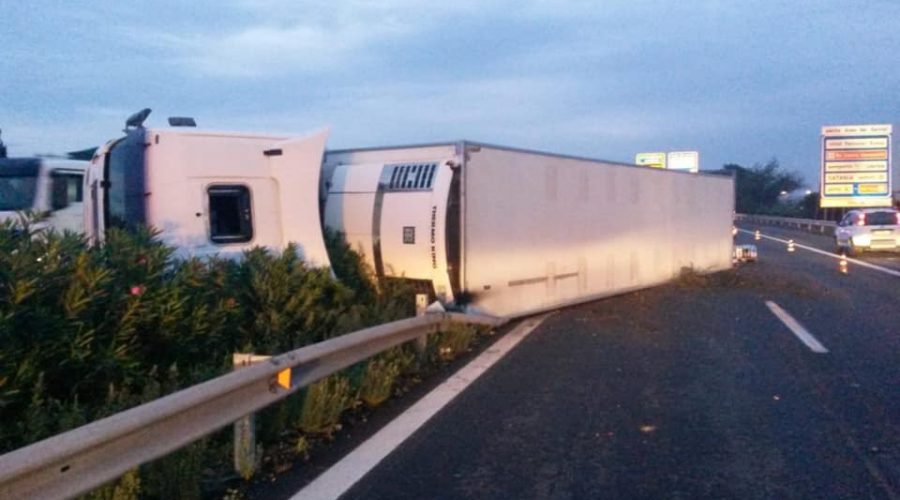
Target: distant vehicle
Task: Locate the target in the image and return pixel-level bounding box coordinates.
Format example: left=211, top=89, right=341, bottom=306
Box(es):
left=733, top=244, right=757, bottom=262
left=0, top=157, right=87, bottom=233
left=834, top=208, right=900, bottom=256
left=0, top=129, right=88, bottom=233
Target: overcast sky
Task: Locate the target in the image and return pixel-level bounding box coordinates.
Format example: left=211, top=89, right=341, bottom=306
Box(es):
left=1, top=0, right=897, bottom=185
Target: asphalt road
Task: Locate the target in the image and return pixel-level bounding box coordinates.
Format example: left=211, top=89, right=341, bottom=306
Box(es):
left=288, top=224, right=900, bottom=499
left=742, top=222, right=900, bottom=272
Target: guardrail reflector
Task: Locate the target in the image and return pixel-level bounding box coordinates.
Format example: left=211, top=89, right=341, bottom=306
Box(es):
left=277, top=368, right=292, bottom=389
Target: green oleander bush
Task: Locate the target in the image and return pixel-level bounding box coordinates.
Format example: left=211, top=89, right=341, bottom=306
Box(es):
left=0, top=218, right=488, bottom=498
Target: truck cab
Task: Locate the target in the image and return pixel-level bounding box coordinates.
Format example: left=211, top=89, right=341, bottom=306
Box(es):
left=0, top=156, right=86, bottom=233
left=83, top=112, right=332, bottom=266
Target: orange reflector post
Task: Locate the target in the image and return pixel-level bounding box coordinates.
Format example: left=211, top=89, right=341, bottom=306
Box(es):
left=277, top=368, right=291, bottom=390
left=787, top=239, right=795, bottom=252
left=839, top=254, right=848, bottom=274
left=754, top=230, right=760, bottom=241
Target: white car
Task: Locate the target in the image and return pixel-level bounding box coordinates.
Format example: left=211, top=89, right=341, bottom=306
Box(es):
left=834, top=208, right=900, bottom=256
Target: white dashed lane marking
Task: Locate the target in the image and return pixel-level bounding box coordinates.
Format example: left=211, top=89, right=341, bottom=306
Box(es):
left=765, top=301, right=828, bottom=354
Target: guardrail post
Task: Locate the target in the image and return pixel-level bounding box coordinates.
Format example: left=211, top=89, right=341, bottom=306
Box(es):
left=414, top=294, right=429, bottom=363
left=232, top=353, right=270, bottom=480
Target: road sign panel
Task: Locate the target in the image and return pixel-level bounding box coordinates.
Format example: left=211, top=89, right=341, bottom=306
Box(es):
left=667, top=151, right=699, bottom=172
left=825, top=138, right=889, bottom=149
left=635, top=152, right=666, bottom=169
left=825, top=172, right=887, bottom=183
left=820, top=124, right=892, bottom=208
left=824, top=161, right=887, bottom=172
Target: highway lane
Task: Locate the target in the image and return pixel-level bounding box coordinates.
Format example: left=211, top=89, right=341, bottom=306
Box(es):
left=280, top=225, right=900, bottom=499
left=738, top=222, right=900, bottom=272
left=730, top=226, right=900, bottom=498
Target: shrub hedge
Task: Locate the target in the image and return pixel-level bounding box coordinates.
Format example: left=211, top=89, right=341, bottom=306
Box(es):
left=0, top=217, right=484, bottom=499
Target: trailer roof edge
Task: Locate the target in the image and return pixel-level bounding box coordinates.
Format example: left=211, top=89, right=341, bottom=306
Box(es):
left=326, top=140, right=727, bottom=179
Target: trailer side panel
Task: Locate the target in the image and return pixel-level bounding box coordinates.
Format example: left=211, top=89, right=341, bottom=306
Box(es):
left=462, top=145, right=734, bottom=317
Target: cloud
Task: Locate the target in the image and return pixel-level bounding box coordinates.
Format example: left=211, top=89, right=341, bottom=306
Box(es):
left=132, top=0, right=504, bottom=78
left=4, top=0, right=896, bottom=183
left=204, top=73, right=687, bottom=160
left=140, top=22, right=401, bottom=77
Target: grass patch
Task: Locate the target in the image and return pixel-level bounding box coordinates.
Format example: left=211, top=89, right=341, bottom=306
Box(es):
left=430, top=323, right=480, bottom=362
left=673, top=266, right=823, bottom=297
left=358, top=347, right=415, bottom=407
left=297, top=375, right=355, bottom=435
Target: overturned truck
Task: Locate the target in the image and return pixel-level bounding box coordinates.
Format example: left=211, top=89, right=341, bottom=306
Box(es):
left=84, top=113, right=734, bottom=317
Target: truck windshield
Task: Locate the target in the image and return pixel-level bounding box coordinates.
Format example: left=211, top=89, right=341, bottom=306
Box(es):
left=0, top=160, right=39, bottom=211
left=104, top=129, right=146, bottom=230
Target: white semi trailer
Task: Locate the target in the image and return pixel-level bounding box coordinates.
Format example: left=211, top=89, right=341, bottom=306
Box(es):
left=323, top=143, right=734, bottom=316
left=84, top=113, right=734, bottom=317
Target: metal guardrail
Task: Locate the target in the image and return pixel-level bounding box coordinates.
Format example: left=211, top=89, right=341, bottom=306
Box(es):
left=735, top=213, right=836, bottom=236
left=0, top=312, right=505, bottom=500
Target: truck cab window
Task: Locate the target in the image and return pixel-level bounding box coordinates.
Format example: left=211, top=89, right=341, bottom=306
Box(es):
left=208, top=185, right=253, bottom=243
left=51, top=173, right=84, bottom=210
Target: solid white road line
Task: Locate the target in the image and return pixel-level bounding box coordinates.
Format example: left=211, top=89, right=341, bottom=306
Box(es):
left=737, top=228, right=900, bottom=278
left=292, top=314, right=550, bottom=500
left=765, top=301, right=828, bottom=354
